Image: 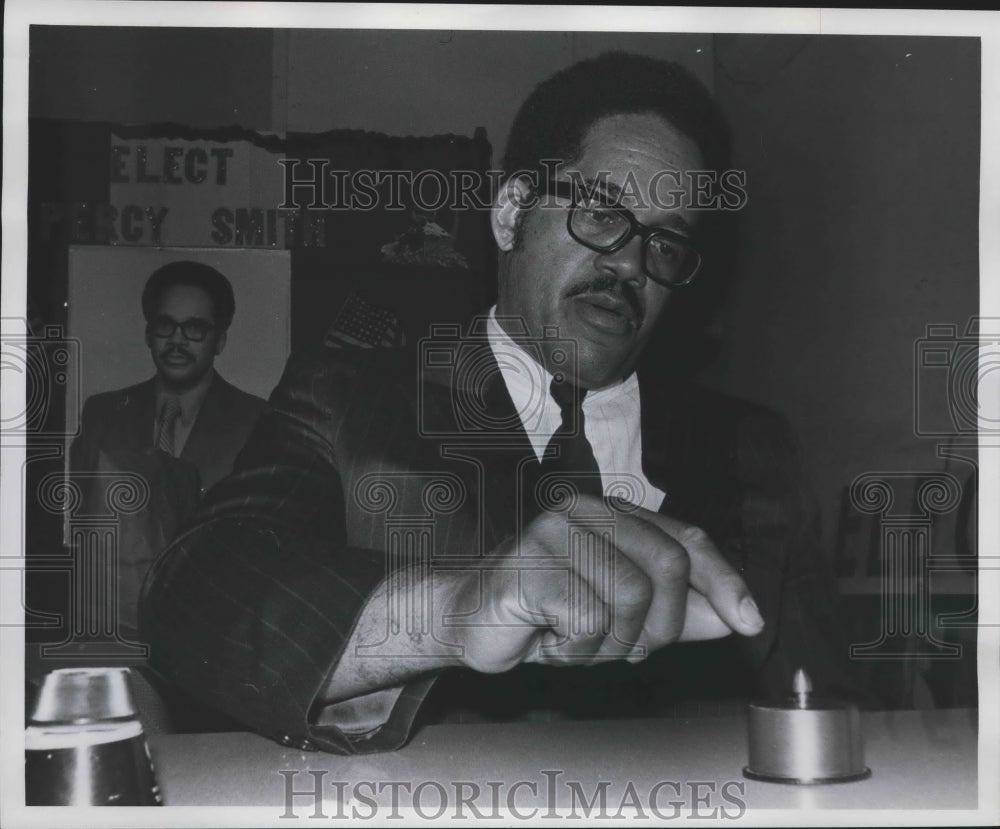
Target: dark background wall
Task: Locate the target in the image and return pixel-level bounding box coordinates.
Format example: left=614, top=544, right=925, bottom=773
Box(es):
left=278, top=30, right=712, bottom=145
left=707, top=35, right=979, bottom=553
left=30, top=27, right=276, bottom=128
left=28, top=26, right=980, bottom=559
left=31, top=28, right=713, bottom=143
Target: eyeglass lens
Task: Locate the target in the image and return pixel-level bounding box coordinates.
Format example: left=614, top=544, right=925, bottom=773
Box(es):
left=570, top=205, right=698, bottom=285
left=150, top=317, right=213, bottom=341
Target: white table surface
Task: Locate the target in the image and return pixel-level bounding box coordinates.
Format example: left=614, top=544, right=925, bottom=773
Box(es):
left=148, top=708, right=979, bottom=813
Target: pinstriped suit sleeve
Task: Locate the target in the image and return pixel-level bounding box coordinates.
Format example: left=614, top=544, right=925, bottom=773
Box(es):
left=139, top=350, right=437, bottom=754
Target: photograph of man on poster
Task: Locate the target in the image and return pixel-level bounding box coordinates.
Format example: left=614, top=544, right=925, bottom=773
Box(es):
left=69, top=259, right=267, bottom=636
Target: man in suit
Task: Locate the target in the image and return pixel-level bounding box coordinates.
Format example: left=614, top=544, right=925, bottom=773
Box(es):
left=71, top=260, right=266, bottom=634
left=141, top=53, right=857, bottom=753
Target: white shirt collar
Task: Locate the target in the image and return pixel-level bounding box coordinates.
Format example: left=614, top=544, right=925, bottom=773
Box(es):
left=485, top=306, right=634, bottom=401
left=484, top=307, right=664, bottom=511
left=485, top=310, right=551, bottom=434
left=485, top=306, right=638, bottom=437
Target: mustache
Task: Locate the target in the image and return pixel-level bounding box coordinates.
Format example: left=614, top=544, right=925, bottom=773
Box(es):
left=566, top=276, right=645, bottom=323
left=159, top=346, right=193, bottom=359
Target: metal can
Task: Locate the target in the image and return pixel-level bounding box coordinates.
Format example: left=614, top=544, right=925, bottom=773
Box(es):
left=25, top=667, right=162, bottom=805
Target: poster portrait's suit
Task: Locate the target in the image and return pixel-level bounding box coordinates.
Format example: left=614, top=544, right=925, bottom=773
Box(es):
left=70, top=374, right=267, bottom=497
left=71, top=374, right=266, bottom=633
left=141, top=335, right=856, bottom=754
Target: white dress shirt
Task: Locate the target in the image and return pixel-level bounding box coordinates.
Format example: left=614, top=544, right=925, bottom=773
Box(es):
left=486, top=308, right=666, bottom=512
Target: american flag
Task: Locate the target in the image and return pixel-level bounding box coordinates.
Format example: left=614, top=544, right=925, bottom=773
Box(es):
left=323, top=292, right=405, bottom=349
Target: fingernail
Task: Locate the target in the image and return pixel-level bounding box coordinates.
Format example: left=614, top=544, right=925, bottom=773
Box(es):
left=627, top=644, right=647, bottom=663
left=739, top=596, right=764, bottom=629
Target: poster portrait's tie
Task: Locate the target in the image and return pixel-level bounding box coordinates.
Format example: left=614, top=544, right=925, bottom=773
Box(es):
left=156, top=396, right=182, bottom=457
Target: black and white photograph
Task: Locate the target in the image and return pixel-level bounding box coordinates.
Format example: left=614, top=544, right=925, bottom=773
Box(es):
left=2, top=3, right=998, bottom=826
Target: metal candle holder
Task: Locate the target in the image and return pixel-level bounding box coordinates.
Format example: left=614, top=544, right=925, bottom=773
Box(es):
left=744, top=669, right=871, bottom=785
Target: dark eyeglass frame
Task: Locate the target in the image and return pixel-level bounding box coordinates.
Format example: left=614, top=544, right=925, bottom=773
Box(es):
left=148, top=316, right=217, bottom=342
left=536, top=178, right=702, bottom=288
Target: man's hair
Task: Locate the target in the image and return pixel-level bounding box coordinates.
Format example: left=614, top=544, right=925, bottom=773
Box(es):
left=502, top=51, right=731, bottom=181
left=141, top=261, right=236, bottom=331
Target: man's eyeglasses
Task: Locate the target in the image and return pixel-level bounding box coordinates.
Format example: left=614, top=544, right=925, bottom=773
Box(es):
left=148, top=316, right=216, bottom=342
left=537, top=179, right=702, bottom=288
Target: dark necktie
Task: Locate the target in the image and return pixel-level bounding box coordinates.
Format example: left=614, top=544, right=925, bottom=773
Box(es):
left=524, top=379, right=604, bottom=519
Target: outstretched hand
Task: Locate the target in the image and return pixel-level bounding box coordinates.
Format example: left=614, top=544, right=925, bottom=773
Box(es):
left=450, top=497, right=765, bottom=673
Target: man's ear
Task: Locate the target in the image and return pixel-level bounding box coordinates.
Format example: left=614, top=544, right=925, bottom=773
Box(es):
left=214, top=330, right=227, bottom=356
left=491, top=175, right=534, bottom=252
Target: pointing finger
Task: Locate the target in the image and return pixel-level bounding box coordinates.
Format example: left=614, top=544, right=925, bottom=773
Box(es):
left=623, top=507, right=764, bottom=637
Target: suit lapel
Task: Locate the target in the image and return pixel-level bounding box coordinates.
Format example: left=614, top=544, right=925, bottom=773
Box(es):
left=473, top=361, right=539, bottom=545
left=421, top=340, right=538, bottom=549
left=636, top=371, right=673, bottom=509
left=122, top=379, right=157, bottom=453
left=640, top=377, right=738, bottom=536
left=637, top=371, right=714, bottom=526
left=180, top=373, right=226, bottom=472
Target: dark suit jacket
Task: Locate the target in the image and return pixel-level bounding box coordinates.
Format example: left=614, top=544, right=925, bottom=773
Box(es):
left=70, top=372, right=267, bottom=497
left=140, top=340, right=858, bottom=754
left=71, top=373, right=266, bottom=634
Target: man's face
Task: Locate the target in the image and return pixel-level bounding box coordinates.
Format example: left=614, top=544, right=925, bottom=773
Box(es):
left=145, top=283, right=226, bottom=391
left=494, top=113, right=704, bottom=389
